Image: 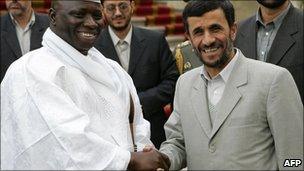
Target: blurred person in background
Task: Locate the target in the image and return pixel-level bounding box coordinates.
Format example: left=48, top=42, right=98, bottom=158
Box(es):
left=235, top=0, right=303, bottom=102
left=1, top=0, right=49, bottom=81
left=173, top=40, right=203, bottom=74
left=94, top=0, right=179, bottom=149
left=172, top=0, right=203, bottom=75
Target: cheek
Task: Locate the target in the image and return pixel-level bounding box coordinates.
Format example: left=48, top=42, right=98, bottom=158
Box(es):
left=103, top=13, right=111, bottom=21
left=98, top=20, right=106, bottom=28
left=20, top=3, right=27, bottom=9
left=192, top=36, right=202, bottom=48
left=126, top=11, right=132, bottom=18
left=217, top=34, right=229, bottom=45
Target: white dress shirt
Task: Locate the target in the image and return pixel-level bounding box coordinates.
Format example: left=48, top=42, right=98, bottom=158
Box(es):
left=201, top=49, right=240, bottom=106
left=109, top=26, right=132, bottom=71
left=10, top=10, right=35, bottom=55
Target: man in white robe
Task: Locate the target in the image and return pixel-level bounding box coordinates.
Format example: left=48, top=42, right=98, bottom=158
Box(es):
left=1, top=0, right=169, bottom=170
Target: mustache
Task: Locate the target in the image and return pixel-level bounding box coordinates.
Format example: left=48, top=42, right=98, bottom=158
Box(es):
left=199, top=41, right=222, bottom=51
left=112, top=15, right=125, bottom=20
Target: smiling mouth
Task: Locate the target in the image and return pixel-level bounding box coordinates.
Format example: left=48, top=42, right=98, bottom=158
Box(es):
left=202, top=46, right=222, bottom=54
left=77, top=31, right=97, bottom=40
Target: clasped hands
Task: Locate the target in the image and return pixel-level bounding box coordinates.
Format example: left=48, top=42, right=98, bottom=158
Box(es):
left=127, top=145, right=171, bottom=171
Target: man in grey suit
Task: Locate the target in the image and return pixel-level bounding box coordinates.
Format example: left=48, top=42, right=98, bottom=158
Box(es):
left=94, top=0, right=179, bottom=149
left=158, top=1, right=303, bottom=170
left=235, top=0, right=303, bottom=102
left=1, top=0, right=49, bottom=81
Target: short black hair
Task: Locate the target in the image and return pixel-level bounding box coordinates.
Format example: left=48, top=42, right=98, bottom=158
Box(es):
left=183, top=0, right=235, bottom=33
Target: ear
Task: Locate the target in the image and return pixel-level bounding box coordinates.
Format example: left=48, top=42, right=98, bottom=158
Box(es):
left=49, top=8, right=56, bottom=26
left=230, top=21, right=237, bottom=41
left=130, top=0, right=135, bottom=15
left=185, top=32, right=191, bottom=41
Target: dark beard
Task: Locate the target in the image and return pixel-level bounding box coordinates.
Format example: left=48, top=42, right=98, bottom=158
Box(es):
left=194, top=38, right=233, bottom=69
left=109, top=17, right=131, bottom=31
left=194, top=48, right=229, bottom=68
left=257, top=0, right=287, bottom=9
left=110, top=23, right=129, bottom=31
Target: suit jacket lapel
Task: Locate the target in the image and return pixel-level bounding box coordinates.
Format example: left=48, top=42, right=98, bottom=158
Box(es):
left=239, top=17, right=258, bottom=59
left=30, top=14, right=46, bottom=50
left=2, top=14, right=22, bottom=58
left=191, top=74, right=212, bottom=139
left=128, top=27, right=146, bottom=75
left=267, top=6, right=297, bottom=64
left=210, top=54, right=248, bottom=139
left=99, top=28, right=121, bottom=64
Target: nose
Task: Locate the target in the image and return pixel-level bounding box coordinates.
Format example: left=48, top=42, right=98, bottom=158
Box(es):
left=202, top=31, right=215, bottom=46
left=114, top=6, right=122, bottom=16
left=83, top=15, right=98, bottom=28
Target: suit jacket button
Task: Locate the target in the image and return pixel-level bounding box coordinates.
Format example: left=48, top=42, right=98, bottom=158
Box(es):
left=209, top=144, right=216, bottom=153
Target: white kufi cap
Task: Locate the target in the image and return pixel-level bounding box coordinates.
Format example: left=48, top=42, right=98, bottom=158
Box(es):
left=84, top=0, right=101, bottom=3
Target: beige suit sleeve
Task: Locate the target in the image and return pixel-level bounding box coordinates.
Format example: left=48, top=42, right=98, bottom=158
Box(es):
left=159, top=78, right=187, bottom=170
left=266, top=68, right=303, bottom=170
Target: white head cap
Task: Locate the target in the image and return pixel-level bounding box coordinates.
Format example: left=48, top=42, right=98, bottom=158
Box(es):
left=84, top=0, right=101, bottom=4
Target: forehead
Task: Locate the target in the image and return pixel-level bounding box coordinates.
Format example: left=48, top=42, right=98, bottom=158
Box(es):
left=103, top=0, right=130, bottom=5
left=187, top=8, right=228, bottom=30
left=6, top=0, right=31, bottom=4
left=58, top=0, right=101, bottom=10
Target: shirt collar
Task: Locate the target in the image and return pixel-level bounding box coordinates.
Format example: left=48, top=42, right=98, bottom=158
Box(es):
left=256, top=2, right=290, bottom=28
left=108, top=25, right=133, bottom=46
left=201, top=48, right=239, bottom=83
left=10, top=9, right=35, bottom=28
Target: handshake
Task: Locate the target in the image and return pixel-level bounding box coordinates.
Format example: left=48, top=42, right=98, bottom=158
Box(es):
left=127, top=146, right=171, bottom=171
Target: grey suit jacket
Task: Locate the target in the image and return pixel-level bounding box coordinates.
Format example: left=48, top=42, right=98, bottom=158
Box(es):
left=235, top=5, right=303, bottom=102
left=160, top=50, right=303, bottom=170
left=94, top=26, right=179, bottom=148
left=0, top=12, right=49, bottom=81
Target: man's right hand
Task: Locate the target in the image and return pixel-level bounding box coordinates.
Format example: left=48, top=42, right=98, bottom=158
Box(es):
left=127, top=149, right=170, bottom=171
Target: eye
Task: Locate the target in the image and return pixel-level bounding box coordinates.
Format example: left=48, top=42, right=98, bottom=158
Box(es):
left=92, top=12, right=102, bottom=20
left=105, top=4, right=116, bottom=12
left=71, top=11, right=85, bottom=18
left=210, top=24, right=223, bottom=32
left=192, top=28, right=203, bottom=36
left=118, top=2, right=129, bottom=10
left=211, top=27, right=220, bottom=32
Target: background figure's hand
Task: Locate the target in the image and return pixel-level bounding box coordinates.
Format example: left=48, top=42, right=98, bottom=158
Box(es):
left=128, top=149, right=170, bottom=171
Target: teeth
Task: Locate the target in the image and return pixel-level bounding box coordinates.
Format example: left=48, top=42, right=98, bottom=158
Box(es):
left=80, top=32, right=95, bottom=37
left=204, top=48, right=218, bottom=53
